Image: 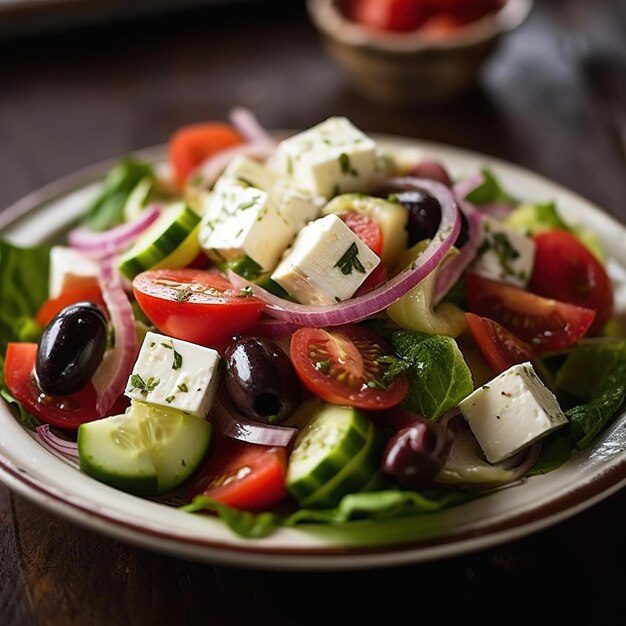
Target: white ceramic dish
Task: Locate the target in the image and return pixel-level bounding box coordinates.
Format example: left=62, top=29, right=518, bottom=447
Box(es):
left=1, top=134, right=626, bottom=571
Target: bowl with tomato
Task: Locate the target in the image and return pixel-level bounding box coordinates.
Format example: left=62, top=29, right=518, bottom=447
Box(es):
left=307, top=0, right=534, bottom=104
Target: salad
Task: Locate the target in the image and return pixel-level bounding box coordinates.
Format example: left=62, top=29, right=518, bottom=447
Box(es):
left=1, top=108, right=625, bottom=540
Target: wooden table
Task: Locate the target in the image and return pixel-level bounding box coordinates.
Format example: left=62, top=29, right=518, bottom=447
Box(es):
left=1, top=1, right=626, bottom=624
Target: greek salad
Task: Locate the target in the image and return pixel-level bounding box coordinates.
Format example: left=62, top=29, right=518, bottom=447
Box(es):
left=1, top=109, right=625, bottom=539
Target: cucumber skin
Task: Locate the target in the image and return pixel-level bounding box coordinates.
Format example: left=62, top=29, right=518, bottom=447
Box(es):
left=300, top=424, right=384, bottom=509
left=286, top=406, right=371, bottom=502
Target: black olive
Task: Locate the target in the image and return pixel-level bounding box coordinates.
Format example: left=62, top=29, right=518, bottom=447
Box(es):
left=393, top=189, right=469, bottom=249
left=35, top=301, right=108, bottom=396
left=381, top=416, right=453, bottom=488
left=224, top=337, right=301, bottom=424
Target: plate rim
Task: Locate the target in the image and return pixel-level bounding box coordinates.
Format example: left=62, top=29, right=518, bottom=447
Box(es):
left=2, top=133, right=626, bottom=570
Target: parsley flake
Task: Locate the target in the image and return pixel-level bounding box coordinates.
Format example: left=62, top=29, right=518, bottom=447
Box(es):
left=334, top=242, right=365, bottom=275
left=130, top=374, right=160, bottom=394
left=339, top=153, right=358, bottom=176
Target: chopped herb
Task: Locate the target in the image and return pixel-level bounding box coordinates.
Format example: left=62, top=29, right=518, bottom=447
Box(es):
left=174, top=286, right=193, bottom=303
left=377, top=355, right=410, bottom=386
left=178, top=383, right=189, bottom=393
left=149, top=342, right=156, bottom=348
left=235, top=228, right=244, bottom=238
left=478, top=231, right=521, bottom=278
left=130, top=374, right=160, bottom=394
left=236, top=176, right=255, bottom=187
left=482, top=385, right=490, bottom=390
left=315, top=360, right=331, bottom=373
left=161, top=342, right=173, bottom=349
left=237, top=196, right=260, bottom=211
left=334, top=242, right=365, bottom=275
left=166, top=395, right=176, bottom=404
left=240, top=286, right=254, bottom=297
left=335, top=296, right=341, bottom=303
left=387, top=193, right=401, bottom=203
left=172, top=349, right=183, bottom=370
left=287, top=156, right=294, bottom=176
left=339, top=153, right=358, bottom=176
left=367, top=379, right=387, bottom=390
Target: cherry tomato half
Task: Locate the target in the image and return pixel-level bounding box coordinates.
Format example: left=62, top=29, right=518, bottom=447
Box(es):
left=465, top=312, right=533, bottom=374
left=187, top=433, right=288, bottom=511
left=345, top=0, right=429, bottom=32
left=36, top=281, right=106, bottom=327
left=529, top=229, right=613, bottom=335
left=465, top=272, right=596, bottom=353
left=132, top=268, right=265, bottom=350
left=4, top=343, right=128, bottom=429
left=290, top=324, right=408, bottom=410
left=339, top=211, right=384, bottom=258
left=168, top=123, right=243, bottom=189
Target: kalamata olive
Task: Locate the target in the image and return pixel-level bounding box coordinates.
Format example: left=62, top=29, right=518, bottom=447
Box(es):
left=394, top=189, right=470, bottom=249
left=224, top=336, right=301, bottom=424
left=35, top=301, right=108, bottom=396
left=381, top=416, right=453, bottom=488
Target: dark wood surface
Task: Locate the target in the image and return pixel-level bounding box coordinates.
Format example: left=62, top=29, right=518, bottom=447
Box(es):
left=1, top=1, right=626, bottom=624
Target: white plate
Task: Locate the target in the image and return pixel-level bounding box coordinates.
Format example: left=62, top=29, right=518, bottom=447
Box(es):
left=1, top=135, right=626, bottom=571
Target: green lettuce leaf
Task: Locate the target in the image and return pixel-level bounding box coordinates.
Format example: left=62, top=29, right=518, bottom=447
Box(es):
left=180, top=496, right=282, bottom=539
left=464, top=168, right=517, bottom=206
left=390, top=330, right=473, bottom=419
left=567, top=362, right=626, bottom=450
left=0, top=240, right=49, bottom=355
left=82, top=158, right=155, bottom=232
left=554, top=339, right=626, bottom=399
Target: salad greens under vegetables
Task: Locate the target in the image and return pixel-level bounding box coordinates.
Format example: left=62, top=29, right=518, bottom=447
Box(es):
left=1, top=110, right=625, bottom=540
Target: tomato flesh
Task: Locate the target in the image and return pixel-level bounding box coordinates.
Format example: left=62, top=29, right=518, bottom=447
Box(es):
left=132, top=268, right=265, bottom=350
left=339, top=210, right=384, bottom=257
left=187, top=434, right=288, bottom=511
left=290, top=324, right=408, bottom=410
left=465, top=312, right=533, bottom=374
left=465, top=272, right=595, bottom=352
left=36, top=281, right=106, bottom=327
left=529, top=229, right=613, bottom=335
left=4, top=343, right=128, bottom=429
left=168, top=123, right=243, bottom=189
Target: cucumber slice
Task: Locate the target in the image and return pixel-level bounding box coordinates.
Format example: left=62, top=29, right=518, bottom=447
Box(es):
left=286, top=404, right=370, bottom=503
left=300, top=421, right=383, bottom=508
left=118, top=202, right=201, bottom=280
left=78, top=401, right=213, bottom=496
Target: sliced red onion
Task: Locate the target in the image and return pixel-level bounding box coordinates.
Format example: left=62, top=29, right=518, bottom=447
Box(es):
left=229, top=180, right=461, bottom=327
left=35, top=424, right=80, bottom=463
left=434, top=204, right=483, bottom=304
left=247, top=319, right=303, bottom=339
left=210, top=394, right=297, bottom=448
left=68, top=205, right=161, bottom=258
left=229, top=107, right=277, bottom=148
left=191, top=141, right=275, bottom=190
left=92, top=259, right=138, bottom=416
left=408, top=160, right=453, bottom=187
left=453, top=171, right=484, bottom=200
left=475, top=202, right=514, bottom=219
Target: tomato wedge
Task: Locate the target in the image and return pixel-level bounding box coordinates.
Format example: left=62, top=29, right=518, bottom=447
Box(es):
left=168, top=123, right=243, bottom=189
left=339, top=211, right=384, bottom=257
left=529, top=229, right=613, bottom=335
left=290, top=324, right=408, bottom=410
left=36, top=282, right=106, bottom=327
left=465, top=312, right=533, bottom=374
left=4, top=343, right=128, bottom=429
left=187, top=433, right=288, bottom=511
left=132, top=268, right=265, bottom=350
left=465, top=272, right=595, bottom=352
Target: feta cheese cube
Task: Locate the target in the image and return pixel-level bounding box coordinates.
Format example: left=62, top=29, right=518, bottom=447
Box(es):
left=49, top=246, right=100, bottom=298
left=269, top=117, right=380, bottom=198
left=125, top=332, right=220, bottom=417
left=271, top=214, right=381, bottom=305
left=214, top=155, right=278, bottom=194
left=458, top=362, right=568, bottom=464
left=199, top=185, right=295, bottom=271
left=471, top=216, right=536, bottom=287
left=275, top=184, right=325, bottom=231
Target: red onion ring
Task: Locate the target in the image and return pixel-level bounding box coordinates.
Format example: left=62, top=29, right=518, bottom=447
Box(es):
left=408, top=160, right=453, bottom=187
left=92, top=259, right=138, bottom=416
left=209, top=394, right=297, bottom=448
left=434, top=204, right=483, bottom=304
left=228, top=179, right=461, bottom=327
left=35, top=424, right=80, bottom=463
left=453, top=171, right=484, bottom=200
left=229, top=107, right=277, bottom=148
left=67, top=205, right=161, bottom=258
